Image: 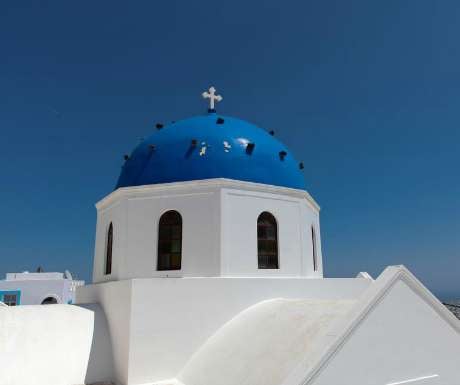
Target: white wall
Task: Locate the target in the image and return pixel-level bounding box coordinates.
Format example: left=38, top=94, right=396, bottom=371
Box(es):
left=178, top=298, right=356, bottom=385
left=79, top=279, right=132, bottom=385
left=0, top=278, right=82, bottom=305
left=92, top=179, right=322, bottom=283
left=93, top=199, right=126, bottom=283
left=93, top=183, right=221, bottom=283
left=124, top=188, right=221, bottom=279
left=76, top=276, right=371, bottom=385
left=0, top=304, right=93, bottom=385
left=79, top=303, right=115, bottom=385
left=311, top=279, right=460, bottom=385
left=221, top=187, right=322, bottom=277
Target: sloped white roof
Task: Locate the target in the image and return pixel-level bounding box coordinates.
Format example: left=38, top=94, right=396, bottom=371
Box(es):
left=177, top=298, right=356, bottom=385
left=145, top=266, right=460, bottom=385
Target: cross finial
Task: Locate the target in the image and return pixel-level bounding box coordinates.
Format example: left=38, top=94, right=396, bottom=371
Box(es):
left=202, top=86, right=223, bottom=112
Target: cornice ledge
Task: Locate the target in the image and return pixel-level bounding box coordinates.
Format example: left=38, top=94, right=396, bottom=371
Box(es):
left=95, top=178, right=320, bottom=211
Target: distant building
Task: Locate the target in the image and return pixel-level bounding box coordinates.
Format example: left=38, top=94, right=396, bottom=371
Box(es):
left=0, top=269, right=84, bottom=305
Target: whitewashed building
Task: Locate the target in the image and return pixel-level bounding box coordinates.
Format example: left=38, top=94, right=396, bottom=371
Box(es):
left=0, top=270, right=84, bottom=305
left=1, top=88, right=459, bottom=385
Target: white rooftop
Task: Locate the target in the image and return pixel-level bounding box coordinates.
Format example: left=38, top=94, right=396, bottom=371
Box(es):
left=177, top=298, right=356, bottom=385
left=5, top=271, right=73, bottom=281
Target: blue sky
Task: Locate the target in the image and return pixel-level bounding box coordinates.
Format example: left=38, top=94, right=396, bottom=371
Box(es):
left=0, top=1, right=459, bottom=299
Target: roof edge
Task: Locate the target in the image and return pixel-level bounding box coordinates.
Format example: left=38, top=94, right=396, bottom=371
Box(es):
left=95, top=178, right=320, bottom=212
left=283, top=265, right=460, bottom=385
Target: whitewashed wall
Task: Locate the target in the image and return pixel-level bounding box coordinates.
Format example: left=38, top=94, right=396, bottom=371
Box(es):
left=80, top=279, right=132, bottom=385
left=310, top=279, right=460, bottom=385
left=221, top=187, right=322, bottom=277
left=0, top=278, right=80, bottom=305
left=76, top=276, right=371, bottom=385
left=93, top=199, right=126, bottom=283
left=92, top=179, right=322, bottom=283
left=79, top=303, right=115, bottom=385
left=0, top=304, right=93, bottom=385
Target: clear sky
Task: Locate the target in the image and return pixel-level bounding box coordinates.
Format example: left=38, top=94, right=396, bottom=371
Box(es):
left=1, top=1, right=459, bottom=299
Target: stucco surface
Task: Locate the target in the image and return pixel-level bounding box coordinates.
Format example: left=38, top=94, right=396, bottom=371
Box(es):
left=79, top=303, right=115, bottom=385
left=309, top=275, right=460, bottom=385
left=92, top=179, right=322, bottom=283
left=77, top=277, right=370, bottom=384
left=0, top=304, right=93, bottom=385
left=178, top=298, right=355, bottom=385
left=0, top=276, right=83, bottom=305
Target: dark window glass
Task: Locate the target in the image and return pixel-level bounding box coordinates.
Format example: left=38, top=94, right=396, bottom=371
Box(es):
left=312, top=226, right=318, bottom=271
left=257, top=212, right=279, bottom=269
left=3, top=294, right=17, bottom=306
left=157, top=210, right=182, bottom=271
left=41, top=297, right=58, bottom=305
left=105, top=223, right=113, bottom=275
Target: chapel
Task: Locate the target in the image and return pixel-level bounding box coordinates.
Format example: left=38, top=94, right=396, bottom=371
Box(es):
left=2, top=87, right=460, bottom=385
left=93, top=86, right=321, bottom=282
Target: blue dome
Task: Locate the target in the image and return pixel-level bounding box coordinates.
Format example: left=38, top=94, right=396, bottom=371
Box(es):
left=116, top=113, right=306, bottom=190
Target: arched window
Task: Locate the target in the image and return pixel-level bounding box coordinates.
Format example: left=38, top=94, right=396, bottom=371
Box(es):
left=41, top=296, right=58, bottom=305
left=105, top=222, right=113, bottom=275
left=257, top=212, right=279, bottom=269
left=157, top=210, right=182, bottom=271
left=312, top=226, right=318, bottom=271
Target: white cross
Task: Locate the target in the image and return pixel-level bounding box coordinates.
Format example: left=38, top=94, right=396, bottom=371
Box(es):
left=202, top=86, right=223, bottom=111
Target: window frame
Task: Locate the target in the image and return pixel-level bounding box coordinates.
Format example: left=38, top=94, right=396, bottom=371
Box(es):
left=3, top=293, right=18, bottom=306
left=104, top=222, right=113, bottom=275
left=312, top=225, right=318, bottom=272
left=157, top=210, right=183, bottom=271
left=257, top=211, right=279, bottom=269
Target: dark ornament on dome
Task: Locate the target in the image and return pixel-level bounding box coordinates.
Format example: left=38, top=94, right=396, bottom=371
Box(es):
left=246, top=142, right=255, bottom=155
left=269, top=130, right=275, bottom=136
left=155, top=123, right=164, bottom=130
left=279, top=151, right=287, bottom=161
left=148, top=144, right=156, bottom=151
left=124, top=154, right=130, bottom=161
left=216, top=117, right=225, bottom=125
left=299, top=162, right=304, bottom=170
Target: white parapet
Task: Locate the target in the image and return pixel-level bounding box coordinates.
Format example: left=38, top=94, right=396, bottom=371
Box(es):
left=0, top=304, right=94, bottom=385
